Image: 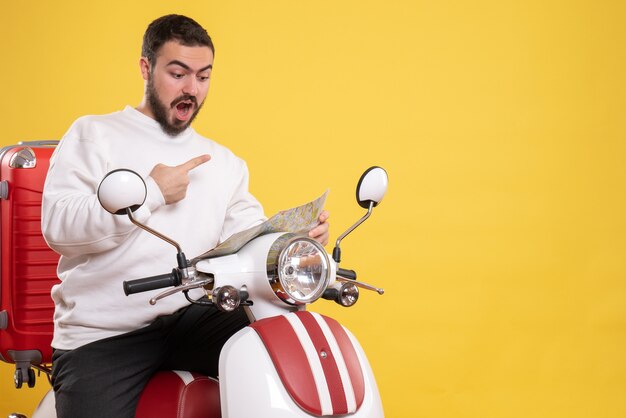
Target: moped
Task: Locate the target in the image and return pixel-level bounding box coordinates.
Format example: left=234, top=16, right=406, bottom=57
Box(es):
left=20, top=166, right=388, bottom=418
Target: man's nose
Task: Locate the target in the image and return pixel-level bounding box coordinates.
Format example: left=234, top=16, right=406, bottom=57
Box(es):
left=182, top=77, right=198, bottom=96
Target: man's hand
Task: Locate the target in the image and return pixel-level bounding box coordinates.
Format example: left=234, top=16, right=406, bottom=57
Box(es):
left=149, top=155, right=211, bottom=204
left=308, top=210, right=330, bottom=246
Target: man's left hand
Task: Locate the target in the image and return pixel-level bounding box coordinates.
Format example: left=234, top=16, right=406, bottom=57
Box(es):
left=309, top=210, right=330, bottom=246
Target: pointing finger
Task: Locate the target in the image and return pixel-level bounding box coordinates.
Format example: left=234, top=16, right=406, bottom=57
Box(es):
left=179, top=154, right=211, bottom=172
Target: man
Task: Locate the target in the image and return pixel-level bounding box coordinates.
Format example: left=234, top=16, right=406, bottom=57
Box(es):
left=41, top=14, right=329, bottom=418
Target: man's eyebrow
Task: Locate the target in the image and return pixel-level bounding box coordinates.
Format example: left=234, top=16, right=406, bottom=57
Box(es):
left=166, top=60, right=213, bottom=72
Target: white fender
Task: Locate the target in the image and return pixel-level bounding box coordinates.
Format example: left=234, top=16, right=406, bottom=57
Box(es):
left=219, top=324, right=384, bottom=417
left=32, top=389, right=56, bottom=418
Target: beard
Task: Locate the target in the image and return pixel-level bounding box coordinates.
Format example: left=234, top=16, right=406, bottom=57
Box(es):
left=146, top=75, right=204, bottom=137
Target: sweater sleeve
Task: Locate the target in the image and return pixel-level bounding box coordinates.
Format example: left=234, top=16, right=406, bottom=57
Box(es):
left=41, top=121, right=165, bottom=258
left=219, top=160, right=266, bottom=243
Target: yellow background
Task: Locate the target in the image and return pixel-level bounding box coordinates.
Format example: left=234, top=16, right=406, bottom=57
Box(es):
left=1, top=0, right=626, bottom=417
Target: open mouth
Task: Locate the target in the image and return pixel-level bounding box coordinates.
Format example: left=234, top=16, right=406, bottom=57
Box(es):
left=174, top=100, right=195, bottom=121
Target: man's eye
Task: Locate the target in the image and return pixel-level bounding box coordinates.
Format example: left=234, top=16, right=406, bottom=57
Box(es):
left=172, top=73, right=184, bottom=79
left=198, top=76, right=210, bottom=82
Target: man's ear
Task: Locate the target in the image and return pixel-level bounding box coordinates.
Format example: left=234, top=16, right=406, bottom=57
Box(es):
left=139, top=57, right=151, bottom=81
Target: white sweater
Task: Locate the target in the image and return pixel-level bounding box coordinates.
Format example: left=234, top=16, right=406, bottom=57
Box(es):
left=42, top=106, right=265, bottom=350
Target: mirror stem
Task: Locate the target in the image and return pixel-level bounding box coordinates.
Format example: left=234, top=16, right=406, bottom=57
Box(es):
left=332, top=201, right=374, bottom=263
left=126, top=208, right=189, bottom=277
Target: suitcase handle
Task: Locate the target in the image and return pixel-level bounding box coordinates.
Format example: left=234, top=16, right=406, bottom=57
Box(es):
left=0, top=140, right=59, bottom=161
left=17, top=140, right=59, bottom=147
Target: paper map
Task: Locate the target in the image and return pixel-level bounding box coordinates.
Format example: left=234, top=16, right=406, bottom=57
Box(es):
left=193, top=190, right=328, bottom=261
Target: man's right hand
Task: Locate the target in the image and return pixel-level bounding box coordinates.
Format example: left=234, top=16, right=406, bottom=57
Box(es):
left=149, top=155, right=211, bottom=204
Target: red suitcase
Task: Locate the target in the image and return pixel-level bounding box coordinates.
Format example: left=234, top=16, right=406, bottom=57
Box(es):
left=0, top=140, right=60, bottom=388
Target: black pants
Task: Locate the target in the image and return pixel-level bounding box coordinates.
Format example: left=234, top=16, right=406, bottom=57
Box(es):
left=51, top=303, right=249, bottom=418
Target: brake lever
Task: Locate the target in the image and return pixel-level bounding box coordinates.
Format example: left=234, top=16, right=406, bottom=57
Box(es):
left=149, top=277, right=214, bottom=305
left=336, top=275, right=384, bottom=295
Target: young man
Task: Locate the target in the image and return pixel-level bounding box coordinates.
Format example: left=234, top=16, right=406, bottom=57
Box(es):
left=41, top=14, right=329, bottom=418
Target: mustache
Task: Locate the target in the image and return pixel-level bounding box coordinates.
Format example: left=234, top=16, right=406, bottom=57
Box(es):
left=170, top=95, right=198, bottom=108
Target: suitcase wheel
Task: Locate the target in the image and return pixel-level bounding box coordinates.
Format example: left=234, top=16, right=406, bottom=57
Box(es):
left=28, top=368, right=36, bottom=388
left=13, top=367, right=36, bottom=389
left=13, top=369, right=23, bottom=389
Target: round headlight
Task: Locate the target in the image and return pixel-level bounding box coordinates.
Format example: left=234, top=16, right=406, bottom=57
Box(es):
left=267, top=234, right=331, bottom=305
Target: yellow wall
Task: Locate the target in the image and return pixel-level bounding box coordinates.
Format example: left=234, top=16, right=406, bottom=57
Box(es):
left=2, top=0, right=626, bottom=417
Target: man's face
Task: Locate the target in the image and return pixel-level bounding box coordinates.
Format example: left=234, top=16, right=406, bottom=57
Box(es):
left=141, top=41, right=213, bottom=136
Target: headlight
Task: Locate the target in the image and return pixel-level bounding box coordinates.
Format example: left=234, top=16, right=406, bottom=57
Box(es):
left=267, top=234, right=331, bottom=305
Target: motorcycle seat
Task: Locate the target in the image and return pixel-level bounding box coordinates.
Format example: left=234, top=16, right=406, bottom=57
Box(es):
left=135, top=370, right=221, bottom=418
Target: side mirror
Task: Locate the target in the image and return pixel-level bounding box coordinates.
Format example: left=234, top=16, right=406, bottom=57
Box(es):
left=97, top=169, right=147, bottom=215
left=356, top=166, right=388, bottom=209
left=332, top=166, right=389, bottom=263
left=97, top=168, right=189, bottom=275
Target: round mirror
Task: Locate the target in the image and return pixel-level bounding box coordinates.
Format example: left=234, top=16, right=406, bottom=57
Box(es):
left=97, top=169, right=147, bottom=215
left=356, top=166, right=388, bottom=209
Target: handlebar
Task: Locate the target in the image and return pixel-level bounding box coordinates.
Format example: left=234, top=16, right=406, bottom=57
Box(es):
left=337, top=268, right=357, bottom=280
left=123, top=269, right=181, bottom=295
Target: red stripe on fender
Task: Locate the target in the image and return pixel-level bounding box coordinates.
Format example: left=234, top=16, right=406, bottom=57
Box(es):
left=322, top=315, right=366, bottom=409
left=296, top=311, right=349, bottom=414
left=250, top=316, right=322, bottom=415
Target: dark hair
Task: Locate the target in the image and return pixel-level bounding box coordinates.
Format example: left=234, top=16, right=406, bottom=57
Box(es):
left=141, top=14, right=214, bottom=65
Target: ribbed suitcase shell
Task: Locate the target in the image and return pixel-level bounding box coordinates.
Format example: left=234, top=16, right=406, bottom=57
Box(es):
left=0, top=142, right=59, bottom=379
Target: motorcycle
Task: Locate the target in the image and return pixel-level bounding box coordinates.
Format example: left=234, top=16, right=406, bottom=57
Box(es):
left=23, top=166, right=388, bottom=418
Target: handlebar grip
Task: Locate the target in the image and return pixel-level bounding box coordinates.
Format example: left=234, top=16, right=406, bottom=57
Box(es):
left=337, top=268, right=357, bottom=280
left=123, top=269, right=180, bottom=296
